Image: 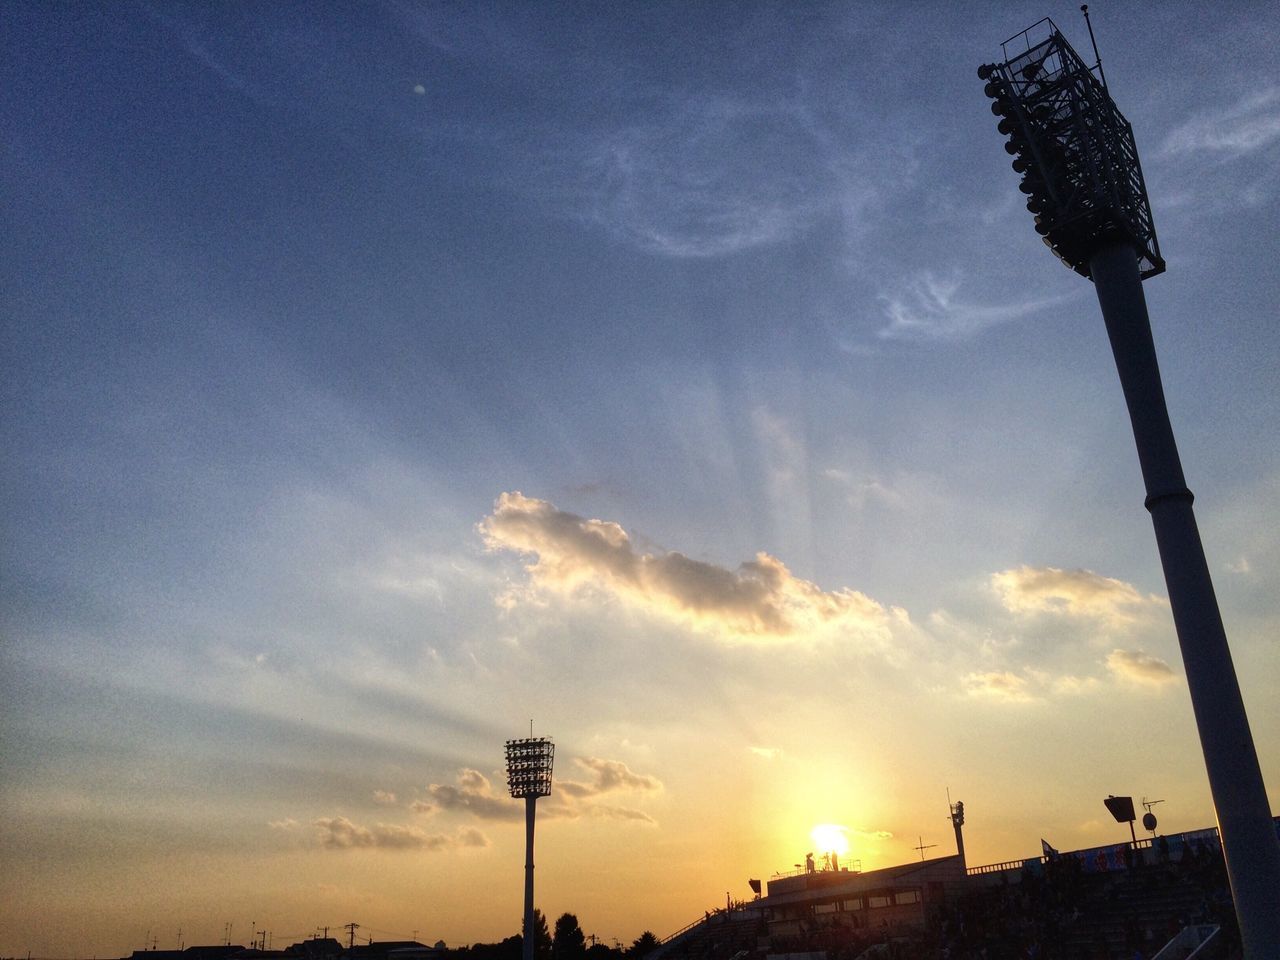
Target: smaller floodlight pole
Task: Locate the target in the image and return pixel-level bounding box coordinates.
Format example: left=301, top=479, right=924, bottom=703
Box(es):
left=979, top=19, right=1280, bottom=957
left=949, top=799, right=966, bottom=868
left=506, top=735, right=555, bottom=960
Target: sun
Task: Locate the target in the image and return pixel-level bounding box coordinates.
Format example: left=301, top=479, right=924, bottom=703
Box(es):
left=810, top=823, right=850, bottom=857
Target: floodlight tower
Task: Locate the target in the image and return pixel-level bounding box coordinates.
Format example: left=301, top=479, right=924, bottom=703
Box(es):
left=978, top=14, right=1280, bottom=957
left=506, top=735, right=555, bottom=960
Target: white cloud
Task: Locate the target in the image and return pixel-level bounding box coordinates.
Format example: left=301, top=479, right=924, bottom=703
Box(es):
left=372, top=790, right=398, bottom=806
left=479, top=491, right=900, bottom=646
left=1160, top=88, right=1280, bottom=160
left=1106, top=649, right=1178, bottom=687
left=991, top=566, right=1165, bottom=628
left=749, top=746, right=783, bottom=760
left=876, top=271, right=1063, bottom=342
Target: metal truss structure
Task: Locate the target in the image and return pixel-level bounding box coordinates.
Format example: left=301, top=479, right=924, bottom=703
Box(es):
left=980, top=19, right=1164, bottom=280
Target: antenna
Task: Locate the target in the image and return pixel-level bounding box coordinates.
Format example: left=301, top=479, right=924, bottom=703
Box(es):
left=913, top=836, right=937, bottom=860
left=1080, top=5, right=1107, bottom=88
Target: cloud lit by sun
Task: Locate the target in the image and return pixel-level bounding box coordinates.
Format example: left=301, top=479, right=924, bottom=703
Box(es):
left=810, top=823, right=850, bottom=856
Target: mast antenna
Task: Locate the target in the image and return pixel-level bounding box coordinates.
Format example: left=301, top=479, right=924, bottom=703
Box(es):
left=1080, top=5, right=1108, bottom=88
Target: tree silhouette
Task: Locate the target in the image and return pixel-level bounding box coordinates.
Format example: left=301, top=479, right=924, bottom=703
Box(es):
left=527, top=909, right=552, bottom=960
left=552, top=913, right=586, bottom=960
left=628, top=932, right=659, bottom=958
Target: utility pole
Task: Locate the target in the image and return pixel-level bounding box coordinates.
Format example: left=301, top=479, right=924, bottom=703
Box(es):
left=345, top=923, right=360, bottom=951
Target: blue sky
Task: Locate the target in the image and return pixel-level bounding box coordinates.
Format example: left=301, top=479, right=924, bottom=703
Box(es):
left=3, top=2, right=1279, bottom=956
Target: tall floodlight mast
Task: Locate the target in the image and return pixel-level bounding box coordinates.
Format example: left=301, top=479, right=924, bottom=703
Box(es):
left=506, top=735, right=555, bottom=960
left=978, top=15, right=1280, bottom=957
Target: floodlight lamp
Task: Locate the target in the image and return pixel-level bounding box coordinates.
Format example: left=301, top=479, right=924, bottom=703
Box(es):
left=1104, top=795, right=1136, bottom=823
left=504, top=736, right=555, bottom=799
left=976, top=21, right=1164, bottom=278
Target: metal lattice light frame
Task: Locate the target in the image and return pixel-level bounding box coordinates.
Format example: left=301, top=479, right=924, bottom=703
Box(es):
left=505, top=737, right=555, bottom=799
left=979, top=19, right=1164, bottom=280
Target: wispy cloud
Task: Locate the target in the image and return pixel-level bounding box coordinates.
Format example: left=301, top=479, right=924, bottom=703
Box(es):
left=574, top=96, right=835, bottom=258
left=372, top=790, right=398, bottom=806
left=1160, top=88, right=1280, bottom=160
left=749, top=746, right=783, bottom=760
left=991, top=566, right=1166, bottom=628
left=480, top=492, right=899, bottom=646
left=1106, top=649, right=1178, bottom=687
left=876, top=271, right=1062, bottom=342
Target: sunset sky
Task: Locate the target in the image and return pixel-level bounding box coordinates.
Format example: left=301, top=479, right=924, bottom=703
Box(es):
left=3, top=2, right=1280, bottom=957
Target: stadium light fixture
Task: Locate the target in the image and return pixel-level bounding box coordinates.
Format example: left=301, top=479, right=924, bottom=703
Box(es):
left=506, top=735, right=555, bottom=960
left=978, top=13, right=1280, bottom=957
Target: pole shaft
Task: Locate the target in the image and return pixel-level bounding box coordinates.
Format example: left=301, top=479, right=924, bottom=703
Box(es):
left=523, top=796, right=537, bottom=960
left=1090, top=240, right=1280, bottom=958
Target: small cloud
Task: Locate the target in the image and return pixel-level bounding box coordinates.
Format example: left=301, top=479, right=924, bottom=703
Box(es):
left=372, top=790, right=398, bottom=806
left=1106, top=649, right=1178, bottom=687
left=558, top=757, right=662, bottom=798
left=1160, top=88, right=1280, bottom=160
left=479, top=492, right=899, bottom=647
left=423, top=759, right=661, bottom=826
left=991, top=566, right=1165, bottom=627
left=413, top=84, right=426, bottom=95
left=268, top=818, right=300, bottom=831
left=422, top=769, right=522, bottom=822
left=963, top=670, right=1035, bottom=703
left=1226, top=557, right=1252, bottom=575
left=311, top=816, right=463, bottom=851
left=749, top=746, right=783, bottom=760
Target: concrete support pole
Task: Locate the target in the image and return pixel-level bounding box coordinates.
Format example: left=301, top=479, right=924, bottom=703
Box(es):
left=522, top=796, right=537, bottom=960
left=1090, top=240, right=1280, bottom=959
